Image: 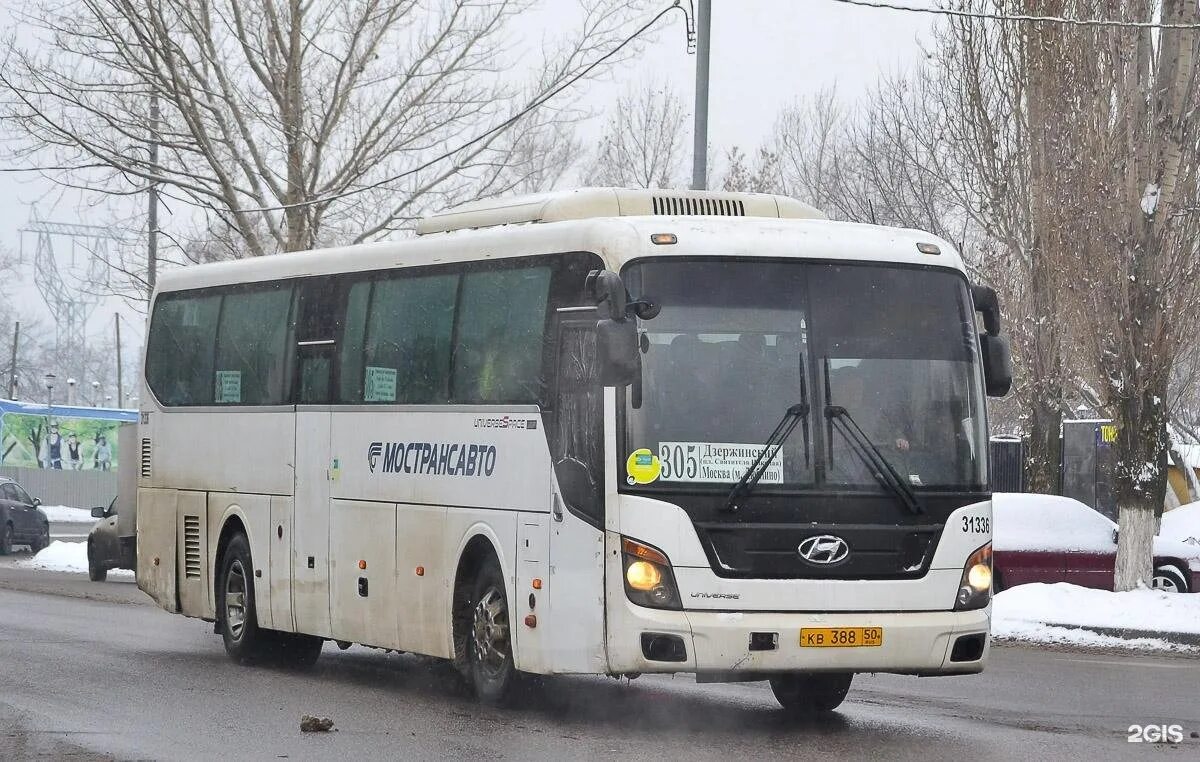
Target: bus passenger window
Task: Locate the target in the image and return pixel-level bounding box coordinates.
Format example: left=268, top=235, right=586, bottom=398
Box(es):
left=453, top=266, right=551, bottom=404
left=145, top=294, right=220, bottom=406
left=214, top=286, right=293, bottom=405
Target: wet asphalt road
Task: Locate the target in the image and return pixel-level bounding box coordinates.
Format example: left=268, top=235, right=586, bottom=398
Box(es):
left=1, top=564, right=1199, bottom=761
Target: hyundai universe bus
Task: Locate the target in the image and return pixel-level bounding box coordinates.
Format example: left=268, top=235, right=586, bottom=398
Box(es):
left=136, top=188, right=1012, bottom=714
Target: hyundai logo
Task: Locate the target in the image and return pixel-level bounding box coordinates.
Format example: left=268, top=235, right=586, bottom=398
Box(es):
left=798, top=535, right=850, bottom=565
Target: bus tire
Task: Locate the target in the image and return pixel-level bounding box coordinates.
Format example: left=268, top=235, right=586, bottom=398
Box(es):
left=218, top=533, right=269, bottom=664
left=769, top=672, right=853, bottom=714
left=465, top=554, right=518, bottom=705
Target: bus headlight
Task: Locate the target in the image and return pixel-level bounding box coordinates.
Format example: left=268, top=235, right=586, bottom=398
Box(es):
left=955, top=542, right=992, bottom=611
left=622, top=537, right=681, bottom=610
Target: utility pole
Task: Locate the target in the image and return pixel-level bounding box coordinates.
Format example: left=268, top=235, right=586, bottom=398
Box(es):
left=691, top=0, right=711, bottom=191
left=7, top=321, right=18, bottom=399
left=115, top=313, right=124, bottom=409
left=148, top=90, right=159, bottom=295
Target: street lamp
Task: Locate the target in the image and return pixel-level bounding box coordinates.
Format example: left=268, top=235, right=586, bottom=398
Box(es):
left=91, top=380, right=100, bottom=406
left=44, top=373, right=56, bottom=410
left=67, top=377, right=77, bottom=406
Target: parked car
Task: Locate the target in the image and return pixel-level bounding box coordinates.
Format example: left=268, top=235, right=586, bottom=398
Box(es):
left=0, top=477, right=50, bottom=555
left=1160, top=500, right=1200, bottom=547
left=993, top=493, right=1200, bottom=593
left=88, top=497, right=135, bottom=581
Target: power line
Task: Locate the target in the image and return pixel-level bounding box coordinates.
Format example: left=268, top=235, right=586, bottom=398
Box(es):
left=237, top=2, right=693, bottom=214
left=827, top=0, right=1200, bottom=29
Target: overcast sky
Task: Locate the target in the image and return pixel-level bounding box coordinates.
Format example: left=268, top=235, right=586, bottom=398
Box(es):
left=0, top=0, right=937, bottom=362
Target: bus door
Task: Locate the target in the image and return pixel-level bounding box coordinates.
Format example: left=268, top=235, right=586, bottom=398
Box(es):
left=544, top=308, right=608, bottom=672
left=291, top=279, right=342, bottom=638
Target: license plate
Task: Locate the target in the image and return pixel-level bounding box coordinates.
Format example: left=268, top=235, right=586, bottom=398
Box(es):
left=799, top=627, right=883, bottom=648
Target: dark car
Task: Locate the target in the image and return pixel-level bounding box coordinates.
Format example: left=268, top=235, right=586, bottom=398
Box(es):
left=0, top=477, right=51, bottom=555
left=993, top=493, right=1200, bottom=593
left=88, top=497, right=134, bottom=581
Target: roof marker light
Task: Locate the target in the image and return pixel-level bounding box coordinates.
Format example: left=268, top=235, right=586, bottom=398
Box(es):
left=651, top=233, right=678, bottom=245
left=917, top=242, right=941, bottom=255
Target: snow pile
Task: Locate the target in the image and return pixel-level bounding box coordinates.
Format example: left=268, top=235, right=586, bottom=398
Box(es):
left=37, top=504, right=100, bottom=523
left=20, top=540, right=132, bottom=577
left=993, top=582, right=1200, bottom=650
left=1161, top=501, right=1200, bottom=547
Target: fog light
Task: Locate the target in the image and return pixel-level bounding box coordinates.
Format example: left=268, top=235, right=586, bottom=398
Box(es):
left=968, top=563, right=992, bottom=592
left=626, top=560, right=662, bottom=591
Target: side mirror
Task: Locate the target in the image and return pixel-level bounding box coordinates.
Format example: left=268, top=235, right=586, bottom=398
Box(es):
left=596, top=319, right=639, bottom=387
left=586, top=269, right=640, bottom=387
left=979, top=334, right=1013, bottom=397
left=32, top=498, right=41, bottom=507
left=91, top=506, right=106, bottom=519
left=554, top=457, right=597, bottom=517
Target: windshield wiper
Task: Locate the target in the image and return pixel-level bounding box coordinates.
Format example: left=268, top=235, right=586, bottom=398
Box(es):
left=824, top=405, right=924, bottom=515
left=723, top=402, right=809, bottom=513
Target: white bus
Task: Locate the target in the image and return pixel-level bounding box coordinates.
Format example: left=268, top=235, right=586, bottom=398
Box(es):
left=136, top=188, right=1011, bottom=713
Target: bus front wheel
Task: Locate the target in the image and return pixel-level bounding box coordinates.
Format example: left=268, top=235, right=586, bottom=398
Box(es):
left=466, top=555, right=518, bottom=705
left=769, top=672, right=853, bottom=714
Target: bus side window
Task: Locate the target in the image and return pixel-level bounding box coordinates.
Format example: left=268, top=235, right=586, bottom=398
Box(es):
left=295, top=278, right=343, bottom=405
left=453, top=265, right=551, bottom=404
left=146, top=294, right=220, bottom=406
left=214, top=285, right=294, bottom=405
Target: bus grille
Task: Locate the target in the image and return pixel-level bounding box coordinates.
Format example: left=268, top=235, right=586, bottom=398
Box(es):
left=140, top=438, right=152, bottom=479
left=183, top=515, right=201, bottom=579
left=651, top=195, right=745, bottom=217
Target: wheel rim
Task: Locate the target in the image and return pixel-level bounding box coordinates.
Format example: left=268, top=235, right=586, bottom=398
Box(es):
left=471, top=586, right=510, bottom=677
left=225, top=558, right=248, bottom=640
left=1153, top=574, right=1180, bottom=593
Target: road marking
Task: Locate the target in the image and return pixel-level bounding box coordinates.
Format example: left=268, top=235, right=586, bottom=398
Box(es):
left=1052, top=656, right=1198, bottom=669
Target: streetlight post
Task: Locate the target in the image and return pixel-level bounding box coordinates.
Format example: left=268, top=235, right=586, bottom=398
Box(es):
left=691, top=0, right=711, bottom=191
left=91, top=380, right=100, bottom=407
left=67, top=377, right=77, bottom=407
left=44, top=373, right=56, bottom=411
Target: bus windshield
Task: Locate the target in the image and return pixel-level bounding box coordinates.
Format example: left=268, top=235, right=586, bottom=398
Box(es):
left=620, top=258, right=988, bottom=494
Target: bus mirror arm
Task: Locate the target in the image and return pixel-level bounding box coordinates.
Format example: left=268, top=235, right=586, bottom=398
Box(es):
left=971, top=285, right=1002, bottom=336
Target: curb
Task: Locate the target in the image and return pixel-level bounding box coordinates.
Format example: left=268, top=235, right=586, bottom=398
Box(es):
left=1040, top=622, right=1200, bottom=648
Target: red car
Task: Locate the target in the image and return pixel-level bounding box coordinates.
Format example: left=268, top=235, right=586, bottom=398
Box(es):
left=992, top=493, right=1199, bottom=593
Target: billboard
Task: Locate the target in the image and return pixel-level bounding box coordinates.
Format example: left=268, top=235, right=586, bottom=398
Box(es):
left=0, top=400, right=137, bottom=471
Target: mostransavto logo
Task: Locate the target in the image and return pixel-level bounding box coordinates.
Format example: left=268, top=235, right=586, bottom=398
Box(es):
left=367, top=441, right=497, bottom=477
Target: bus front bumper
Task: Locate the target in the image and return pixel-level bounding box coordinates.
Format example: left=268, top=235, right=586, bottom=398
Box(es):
left=607, top=605, right=990, bottom=677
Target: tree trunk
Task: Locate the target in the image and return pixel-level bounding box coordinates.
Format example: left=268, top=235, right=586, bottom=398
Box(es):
left=1026, top=395, right=1062, bottom=493
left=1112, top=385, right=1171, bottom=591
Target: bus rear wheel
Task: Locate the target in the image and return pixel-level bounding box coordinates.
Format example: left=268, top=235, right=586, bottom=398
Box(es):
left=769, top=672, right=853, bottom=715
left=218, top=533, right=271, bottom=664
left=465, top=555, right=518, bottom=705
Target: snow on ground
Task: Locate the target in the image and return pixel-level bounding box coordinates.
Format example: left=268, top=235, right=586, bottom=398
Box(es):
left=19, top=540, right=133, bottom=577
left=993, top=582, right=1200, bottom=651
left=37, top=504, right=99, bottom=523
left=1161, top=501, right=1200, bottom=547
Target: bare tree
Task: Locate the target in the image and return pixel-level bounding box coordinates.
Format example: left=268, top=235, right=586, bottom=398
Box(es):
left=1046, top=0, right=1200, bottom=589
left=584, top=81, right=688, bottom=189
left=1, top=0, right=655, bottom=271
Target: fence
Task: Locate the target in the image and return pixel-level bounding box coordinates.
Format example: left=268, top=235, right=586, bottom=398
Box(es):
left=0, top=465, right=117, bottom=510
